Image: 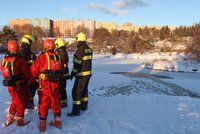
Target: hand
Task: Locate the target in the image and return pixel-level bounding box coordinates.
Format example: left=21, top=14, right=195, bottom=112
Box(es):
left=70, top=75, right=73, bottom=81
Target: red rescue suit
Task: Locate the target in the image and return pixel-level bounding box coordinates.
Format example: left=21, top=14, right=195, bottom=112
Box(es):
left=1, top=56, right=34, bottom=118
left=31, top=52, right=63, bottom=120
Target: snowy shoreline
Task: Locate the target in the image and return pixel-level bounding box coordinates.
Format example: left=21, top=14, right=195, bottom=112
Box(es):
left=95, top=52, right=200, bottom=73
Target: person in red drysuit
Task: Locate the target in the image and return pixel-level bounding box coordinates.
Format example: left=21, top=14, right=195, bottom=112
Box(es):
left=31, top=39, right=63, bottom=132
left=0, top=40, right=34, bottom=126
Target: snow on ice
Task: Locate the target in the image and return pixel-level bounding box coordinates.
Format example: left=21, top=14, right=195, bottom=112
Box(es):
left=0, top=53, right=200, bottom=134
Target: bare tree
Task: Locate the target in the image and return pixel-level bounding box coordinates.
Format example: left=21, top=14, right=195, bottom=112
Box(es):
left=12, top=24, right=46, bottom=51
left=191, top=23, right=200, bottom=61
left=76, top=26, right=89, bottom=36
left=92, top=28, right=110, bottom=53
left=53, top=27, right=61, bottom=37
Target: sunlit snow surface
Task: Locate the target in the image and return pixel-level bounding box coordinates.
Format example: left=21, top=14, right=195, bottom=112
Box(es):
left=0, top=53, right=200, bottom=134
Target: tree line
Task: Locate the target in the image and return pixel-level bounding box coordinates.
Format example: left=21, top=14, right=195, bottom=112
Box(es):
left=11, top=24, right=90, bottom=51
left=92, top=25, right=196, bottom=54
left=191, top=23, right=200, bottom=61
left=1, top=23, right=200, bottom=60
left=12, top=24, right=46, bottom=51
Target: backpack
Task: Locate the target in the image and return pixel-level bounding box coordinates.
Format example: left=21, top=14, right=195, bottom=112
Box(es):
left=1, top=57, right=17, bottom=86
left=40, top=53, right=62, bottom=82
left=1, top=57, right=15, bottom=78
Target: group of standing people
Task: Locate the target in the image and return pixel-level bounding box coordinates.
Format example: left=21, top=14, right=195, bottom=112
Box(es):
left=0, top=32, right=93, bottom=132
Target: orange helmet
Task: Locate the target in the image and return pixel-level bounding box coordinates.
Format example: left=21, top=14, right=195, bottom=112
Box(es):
left=7, top=40, right=19, bottom=54
left=43, top=39, right=55, bottom=51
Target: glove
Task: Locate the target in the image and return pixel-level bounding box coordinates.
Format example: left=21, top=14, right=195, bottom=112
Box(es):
left=27, top=81, right=38, bottom=91
left=70, top=75, right=73, bottom=81
left=70, top=72, right=75, bottom=81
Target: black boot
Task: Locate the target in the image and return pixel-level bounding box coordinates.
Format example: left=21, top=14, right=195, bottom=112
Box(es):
left=80, top=101, right=88, bottom=111
left=67, top=104, right=80, bottom=116
left=61, top=99, right=68, bottom=108
left=27, top=100, right=35, bottom=109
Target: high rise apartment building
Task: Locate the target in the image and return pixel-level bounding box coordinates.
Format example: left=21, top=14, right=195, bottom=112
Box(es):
left=96, top=22, right=118, bottom=32
left=54, top=20, right=77, bottom=38
left=9, top=19, right=31, bottom=28
left=9, top=18, right=177, bottom=38
left=9, top=18, right=53, bottom=37
left=31, top=18, right=53, bottom=36
left=54, top=19, right=95, bottom=38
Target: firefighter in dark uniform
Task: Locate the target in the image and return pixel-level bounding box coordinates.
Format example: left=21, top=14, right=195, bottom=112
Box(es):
left=68, top=32, right=93, bottom=116
left=55, top=38, right=70, bottom=108
left=19, top=34, right=38, bottom=109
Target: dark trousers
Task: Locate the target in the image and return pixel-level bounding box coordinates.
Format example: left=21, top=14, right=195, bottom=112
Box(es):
left=72, top=77, right=90, bottom=103
left=29, top=81, right=38, bottom=99
left=59, top=80, right=67, bottom=103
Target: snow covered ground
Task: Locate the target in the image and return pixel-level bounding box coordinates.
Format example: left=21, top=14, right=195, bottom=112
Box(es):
left=0, top=53, right=200, bottom=134
left=141, top=53, right=200, bottom=73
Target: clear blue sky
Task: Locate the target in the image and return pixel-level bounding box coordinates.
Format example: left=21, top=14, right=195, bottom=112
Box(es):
left=0, top=0, right=200, bottom=27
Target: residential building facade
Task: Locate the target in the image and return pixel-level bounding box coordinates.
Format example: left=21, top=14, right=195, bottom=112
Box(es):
left=53, top=19, right=95, bottom=38
left=96, top=22, right=118, bottom=32
left=9, top=18, right=53, bottom=37
left=9, top=18, right=177, bottom=37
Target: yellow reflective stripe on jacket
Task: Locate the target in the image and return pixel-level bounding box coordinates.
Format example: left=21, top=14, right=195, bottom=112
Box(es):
left=28, top=60, right=34, bottom=64
left=73, top=58, right=82, bottom=64
left=85, top=49, right=92, bottom=53
left=1, top=58, right=15, bottom=75
left=74, top=101, right=81, bottom=105
left=61, top=99, right=67, bottom=103
left=11, top=58, right=15, bottom=75
left=63, top=73, right=70, bottom=77
left=82, top=55, right=92, bottom=61
left=1, top=58, right=6, bottom=68
left=1, top=58, right=5, bottom=66
left=76, top=71, right=91, bottom=76
left=72, top=68, right=78, bottom=73
left=45, top=53, right=51, bottom=70
left=64, top=64, right=67, bottom=68
left=81, top=97, right=88, bottom=102
left=5, top=61, right=8, bottom=68
left=54, top=55, right=56, bottom=60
